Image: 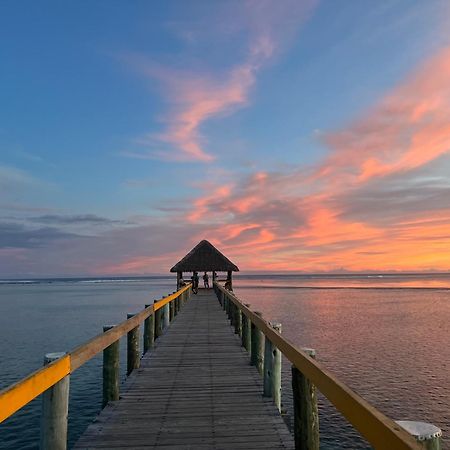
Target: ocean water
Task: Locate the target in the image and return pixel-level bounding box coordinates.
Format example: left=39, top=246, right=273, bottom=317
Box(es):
left=0, top=274, right=449, bottom=449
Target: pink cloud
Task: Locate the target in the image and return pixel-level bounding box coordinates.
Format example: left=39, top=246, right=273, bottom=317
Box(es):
left=166, top=45, right=450, bottom=272
left=321, top=47, right=450, bottom=184
left=123, top=1, right=316, bottom=162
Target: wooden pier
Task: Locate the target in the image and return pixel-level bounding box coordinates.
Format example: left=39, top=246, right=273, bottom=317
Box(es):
left=0, top=241, right=443, bottom=450
left=74, top=289, right=293, bottom=449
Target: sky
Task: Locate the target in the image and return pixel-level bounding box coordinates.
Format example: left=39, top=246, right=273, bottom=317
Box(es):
left=1, top=0, right=450, bottom=277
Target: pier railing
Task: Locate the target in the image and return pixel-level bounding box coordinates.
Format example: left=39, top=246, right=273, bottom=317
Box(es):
left=0, top=283, right=192, bottom=449
left=214, top=281, right=440, bottom=450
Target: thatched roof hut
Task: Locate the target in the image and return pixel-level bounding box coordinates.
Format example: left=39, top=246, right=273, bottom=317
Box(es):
left=171, top=240, right=239, bottom=288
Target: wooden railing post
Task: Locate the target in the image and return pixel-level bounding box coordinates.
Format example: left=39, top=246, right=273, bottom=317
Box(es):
left=163, top=303, right=170, bottom=329
left=154, top=300, right=163, bottom=338
left=229, top=301, right=235, bottom=327
left=234, top=305, right=242, bottom=335
left=396, top=421, right=442, bottom=450
left=169, top=299, right=174, bottom=321
left=292, top=348, right=319, bottom=450
left=263, top=323, right=282, bottom=412
left=127, top=314, right=140, bottom=375
left=40, top=352, right=69, bottom=450
left=251, top=311, right=264, bottom=374
left=242, top=304, right=251, bottom=353
left=143, top=306, right=155, bottom=353
left=102, top=325, right=119, bottom=408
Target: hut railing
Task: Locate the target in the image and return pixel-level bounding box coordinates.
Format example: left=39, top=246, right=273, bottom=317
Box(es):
left=0, top=283, right=192, bottom=449
left=213, top=281, right=430, bottom=450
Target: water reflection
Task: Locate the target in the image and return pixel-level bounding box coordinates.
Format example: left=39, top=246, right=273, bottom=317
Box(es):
left=234, top=283, right=450, bottom=449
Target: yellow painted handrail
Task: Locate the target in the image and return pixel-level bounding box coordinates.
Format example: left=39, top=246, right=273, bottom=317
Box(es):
left=214, top=282, right=422, bottom=450
left=0, top=283, right=191, bottom=424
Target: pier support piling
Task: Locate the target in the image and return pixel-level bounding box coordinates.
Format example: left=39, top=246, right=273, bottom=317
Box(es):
left=292, top=348, right=319, bottom=450
left=242, top=304, right=251, bottom=353
left=127, top=314, right=140, bottom=375
left=396, top=421, right=442, bottom=450
left=154, top=300, right=163, bottom=338
left=251, top=311, right=264, bottom=375
left=263, top=323, right=282, bottom=412
left=163, top=303, right=170, bottom=329
left=143, top=306, right=155, bottom=353
left=102, top=325, right=119, bottom=408
left=234, top=306, right=242, bottom=335
left=40, top=352, right=69, bottom=450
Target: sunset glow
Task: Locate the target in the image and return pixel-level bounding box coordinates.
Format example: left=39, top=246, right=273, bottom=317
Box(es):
left=1, top=1, right=449, bottom=277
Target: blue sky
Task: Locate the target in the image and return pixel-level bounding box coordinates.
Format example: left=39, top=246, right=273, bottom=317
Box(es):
left=1, top=1, right=450, bottom=276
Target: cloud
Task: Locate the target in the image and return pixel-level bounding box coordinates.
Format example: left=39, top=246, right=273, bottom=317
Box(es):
left=122, top=0, right=316, bottom=162
left=30, top=214, right=129, bottom=226
left=0, top=164, right=44, bottom=193
left=319, top=47, right=450, bottom=184
left=0, top=222, right=82, bottom=249
left=170, top=46, right=450, bottom=272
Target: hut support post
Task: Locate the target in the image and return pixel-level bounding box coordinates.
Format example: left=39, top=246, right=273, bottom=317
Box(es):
left=40, top=352, right=69, bottom=450
left=227, top=270, right=233, bottom=290
left=292, top=348, right=319, bottom=450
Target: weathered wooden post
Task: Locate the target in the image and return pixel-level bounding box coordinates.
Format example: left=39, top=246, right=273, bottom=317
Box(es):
left=227, top=270, right=233, bottom=290
left=234, top=305, right=242, bottom=335
left=242, top=304, right=251, bottom=353
left=229, top=300, right=235, bottom=327
left=169, top=299, right=174, bottom=321
left=127, top=313, right=140, bottom=375
left=292, top=348, right=319, bottom=450
left=143, top=306, right=155, bottom=353
left=154, top=300, right=163, bottom=338
left=263, top=323, right=282, bottom=412
left=251, top=311, right=264, bottom=375
left=163, top=302, right=170, bottom=329
left=40, top=352, right=69, bottom=450
left=396, top=421, right=442, bottom=450
left=102, top=325, right=119, bottom=408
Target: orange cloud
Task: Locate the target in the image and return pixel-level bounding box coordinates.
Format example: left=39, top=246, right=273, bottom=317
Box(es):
left=169, top=46, right=450, bottom=273
left=322, top=47, right=450, bottom=184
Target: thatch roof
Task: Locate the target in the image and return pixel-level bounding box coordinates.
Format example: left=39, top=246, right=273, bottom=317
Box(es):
left=170, top=240, right=239, bottom=273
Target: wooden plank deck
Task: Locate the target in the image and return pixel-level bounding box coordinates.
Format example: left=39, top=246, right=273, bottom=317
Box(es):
left=74, top=289, right=294, bottom=449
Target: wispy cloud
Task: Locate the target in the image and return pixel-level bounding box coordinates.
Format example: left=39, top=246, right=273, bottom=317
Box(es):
left=122, top=0, right=316, bottom=162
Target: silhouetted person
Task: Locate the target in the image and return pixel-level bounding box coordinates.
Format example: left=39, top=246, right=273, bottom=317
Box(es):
left=203, top=272, right=210, bottom=289
left=191, top=272, right=199, bottom=294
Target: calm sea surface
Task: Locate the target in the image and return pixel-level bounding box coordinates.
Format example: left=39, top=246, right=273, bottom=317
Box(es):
left=0, top=274, right=449, bottom=449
